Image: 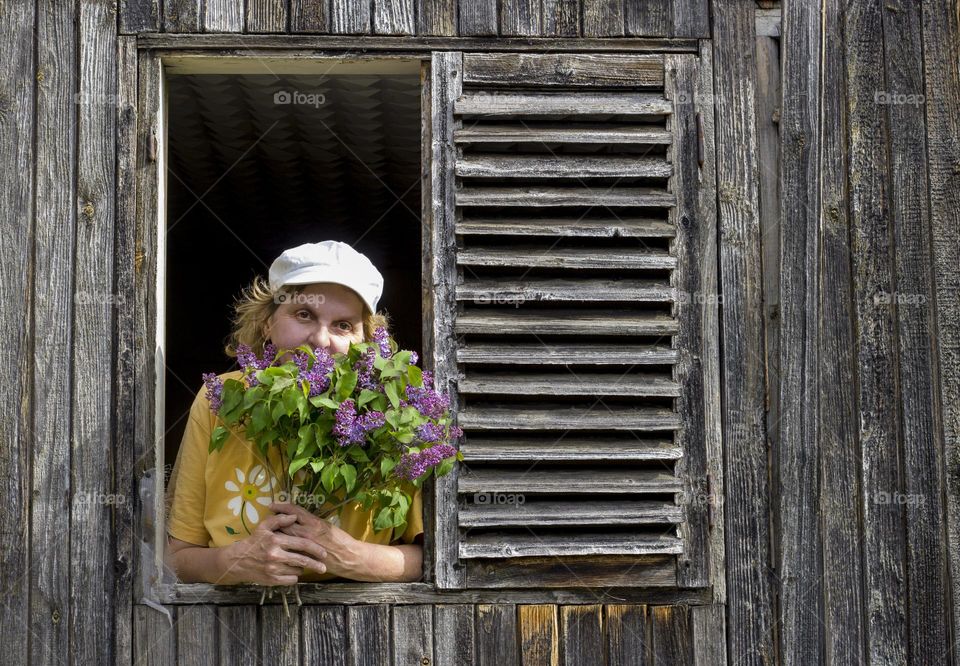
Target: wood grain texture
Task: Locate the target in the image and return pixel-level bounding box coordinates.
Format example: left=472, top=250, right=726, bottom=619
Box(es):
left=672, top=0, right=709, bottom=38
left=845, top=0, right=908, bottom=662
left=711, top=1, right=775, bottom=662
left=347, top=605, right=390, bottom=666
left=120, top=0, right=160, bottom=32
left=500, top=0, right=543, bottom=36
left=0, top=0, right=35, bottom=662
left=649, top=606, right=690, bottom=664
left=467, top=558, right=677, bottom=589
left=135, top=605, right=177, bottom=665
left=626, top=0, right=669, bottom=37
left=290, top=0, right=330, bottom=32
left=461, top=533, right=683, bottom=558
left=205, top=0, right=245, bottom=32
left=73, top=2, right=118, bottom=663
left=476, top=605, right=519, bottom=666
left=260, top=604, right=301, bottom=665
left=691, top=604, right=726, bottom=666
left=331, top=0, right=372, bottom=34
left=164, top=0, right=202, bottom=32
left=419, top=0, right=458, bottom=35
left=463, top=53, right=664, bottom=88
left=455, top=91, right=672, bottom=116
left=218, top=606, right=259, bottom=663
left=561, top=605, right=604, bottom=666
left=519, top=605, right=558, bottom=665
left=435, top=605, right=476, bottom=666
left=247, top=0, right=288, bottom=33
left=393, top=605, right=434, bottom=666
left=543, top=0, right=578, bottom=36
left=31, top=0, right=77, bottom=663
left=921, top=0, right=960, bottom=648
left=374, top=0, right=415, bottom=34
left=302, top=606, right=346, bottom=665
left=457, top=0, right=496, bottom=36
left=605, top=605, right=648, bottom=666
left=583, top=0, right=624, bottom=37
left=178, top=605, right=218, bottom=665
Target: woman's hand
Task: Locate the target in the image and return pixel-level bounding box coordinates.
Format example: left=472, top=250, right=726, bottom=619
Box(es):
left=269, top=502, right=365, bottom=580
left=218, top=512, right=328, bottom=586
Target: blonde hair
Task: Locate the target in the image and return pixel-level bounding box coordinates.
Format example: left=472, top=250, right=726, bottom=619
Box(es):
left=225, top=275, right=389, bottom=358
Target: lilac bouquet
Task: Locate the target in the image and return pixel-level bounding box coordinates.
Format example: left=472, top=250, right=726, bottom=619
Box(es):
left=202, top=327, right=462, bottom=533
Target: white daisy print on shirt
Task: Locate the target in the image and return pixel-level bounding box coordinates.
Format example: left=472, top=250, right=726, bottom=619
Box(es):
left=225, top=465, right=278, bottom=534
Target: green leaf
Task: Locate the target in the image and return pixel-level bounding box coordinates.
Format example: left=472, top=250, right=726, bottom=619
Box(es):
left=357, top=389, right=380, bottom=408
left=271, top=400, right=286, bottom=421
left=336, top=370, right=358, bottom=401
left=311, top=396, right=340, bottom=410
left=242, top=385, right=266, bottom=409
left=309, top=459, right=325, bottom=473
left=289, top=456, right=310, bottom=476
left=272, top=376, right=295, bottom=394
left=407, top=364, right=422, bottom=387
left=394, top=350, right=412, bottom=366
left=395, top=431, right=415, bottom=444
left=380, top=457, right=397, bottom=478
left=346, top=446, right=370, bottom=463
left=209, top=425, right=229, bottom=453
left=321, top=464, right=339, bottom=494
left=225, top=525, right=237, bottom=535
left=340, top=464, right=357, bottom=493
left=436, top=457, right=455, bottom=477
left=373, top=506, right=394, bottom=532
left=384, top=381, right=401, bottom=409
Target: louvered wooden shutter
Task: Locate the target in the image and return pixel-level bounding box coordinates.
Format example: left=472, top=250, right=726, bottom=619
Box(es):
left=427, top=51, right=721, bottom=591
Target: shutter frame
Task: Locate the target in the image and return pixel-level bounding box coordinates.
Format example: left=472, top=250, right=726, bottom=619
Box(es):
left=428, top=49, right=722, bottom=593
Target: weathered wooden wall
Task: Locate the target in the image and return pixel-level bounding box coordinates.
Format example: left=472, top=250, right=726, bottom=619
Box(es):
left=1, top=0, right=959, bottom=664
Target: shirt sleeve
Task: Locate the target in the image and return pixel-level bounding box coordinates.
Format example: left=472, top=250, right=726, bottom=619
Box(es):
left=392, top=484, right=424, bottom=546
left=166, top=389, right=214, bottom=547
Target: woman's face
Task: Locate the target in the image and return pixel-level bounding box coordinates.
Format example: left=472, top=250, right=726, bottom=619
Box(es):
left=265, top=283, right=365, bottom=355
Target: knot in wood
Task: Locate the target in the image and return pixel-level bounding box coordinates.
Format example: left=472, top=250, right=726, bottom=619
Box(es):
left=81, top=201, right=95, bottom=219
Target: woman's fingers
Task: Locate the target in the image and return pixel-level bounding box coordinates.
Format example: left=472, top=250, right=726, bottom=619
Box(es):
left=275, top=533, right=327, bottom=563
left=259, top=512, right=298, bottom=532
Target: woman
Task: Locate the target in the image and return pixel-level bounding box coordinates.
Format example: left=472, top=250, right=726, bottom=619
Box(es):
left=165, top=241, right=423, bottom=586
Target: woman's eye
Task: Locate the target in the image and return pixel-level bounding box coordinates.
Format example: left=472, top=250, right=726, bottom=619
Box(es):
left=337, top=321, right=353, bottom=331
left=296, top=310, right=312, bottom=320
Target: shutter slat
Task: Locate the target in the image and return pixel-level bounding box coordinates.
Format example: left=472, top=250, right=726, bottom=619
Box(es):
left=457, top=406, right=682, bottom=431
left=459, top=501, right=684, bottom=527
left=460, top=533, right=684, bottom=558
left=457, top=186, right=675, bottom=207
left=457, top=155, right=672, bottom=178
left=457, top=278, right=674, bottom=302
left=454, top=124, right=672, bottom=145
left=461, top=437, right=682, bottom=462
left=462, top=53, right=665, bottom=89
left=457, top=342, right=678, bottom=365
left=456, top=217, right=675, bottom=238
left=459, top=372, right=680, bottom=397
left=455, top=92, right=672, bottom=116
left=457, top=248, right=675, bottom=270
left=459, top=469, right=681, bottom=493
left=455, top=311, right=679, bottom=336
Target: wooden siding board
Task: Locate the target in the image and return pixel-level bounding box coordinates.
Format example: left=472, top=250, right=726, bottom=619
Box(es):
left=0, top=0, right=34, bottom=661
left=815, top=0, right=868, bottom=661
left=543, top=0, right=579, bottom=37
left=302, top=606, right=347, bottom=665
left=164, top=0, right=203, bottom=32
left=347, top=605, right=390, bottom=666
left=883, top=0, right=951, bottom=659
left=605, top=605, right=648, bottom=666
left=247, top=0, right=289, bottom=33
left=476, top=604, right=519, bottom=666
left=711, top=0, right=775, bottom=662
left=73, top=2, right=118, bottom=663
left=31, top=0, right=77, bottom=663
left=205, top=0, right=245, bottom=32
left=649, top=605, right=691, bottom=663
left=845, top=0, right=909, bottom=662
left=134, top=605, right=177, bottom=665
left=500, top=0, right=544, bottom=37
left=626, top=0, right=669, bottom=37
left=428, top=51, right=463, bottom=590
left=582, top=0, right=624, bottom=37
left=467, top=556, right=676, bottom=589
left=115, top=34, right=138, bottom=666
left=672, top=0, right=709, bottom=38
left=178, top=605, right=219, bottom=665
left=777, top=0, right=825, bottom=660
left=393, top=605, right=434, bottom=666
left=419, top=0, right=458, bottom=36
left=435, top=605, right=476, bottom=666
left=560, top=605, right=604, bottom=666
left=457, top=0, right=496, bottom=36
left=374, top=0, right=415, bottom=35
left=290, top=0, right=330, bottom=32
left=120, top=0, right=160, bottom=33
left=218, top=606, right=259, bottom=663
left=691, top=604, right=727, bottom=666
left=462, top=53, right=664, bottom=88
left=518, top=605, right=559, bottom=665
left=921, top=0, right=960, bottom=646
left=331, top=0, right=372, bottom=34
left=260, top=604, right=301, bottom=665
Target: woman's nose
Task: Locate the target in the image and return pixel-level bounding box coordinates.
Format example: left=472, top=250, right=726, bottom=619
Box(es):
left=308, top=326, right=331, bottom=350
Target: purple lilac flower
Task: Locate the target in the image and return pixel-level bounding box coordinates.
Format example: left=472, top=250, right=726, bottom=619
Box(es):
left=300, top=347, right=334, bottom=397
left=416, top=422, right=445, bottom=443
left=354, top=348, right=378, bottom=390
left=357, top=411, right=386, bottom=432
left=405, top=384, right=450, bottom=420
left=392, top=444, right=457, bottom=481
left=409, top=351, right=419, bottom=365
left=373, top=326, right=392, bottom=358
left=236, top=343, right=259, bottom=371
left=332, top=402, right=384, bottom=446
left=202, top=373, right=224, bottom=413
left=421, top=371, right=433, bottom=390
left=449, top=425, right=464, bottom=440
left=237, top=343, right=278, bottom=387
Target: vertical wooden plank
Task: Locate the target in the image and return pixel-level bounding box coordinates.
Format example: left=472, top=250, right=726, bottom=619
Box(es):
left=218, top=606, right=259, bottom=664
left=625, top=0, right=669, bottom=37
left=291, top=0, right=329, bottom=32
left=518, top=605, right=558, bottom=665
left=0, top=0, right=35, bottom=662
left=691, top=604, right=726, bottom=666
left=420, top=0, right=458, bottom=36
left=393, top=605, right=434, bottom=666
left=560, top=605, right=603, bottom=666
left=435, top=605, right=476, bottom=666
left=777, top=0, right=824, bottom=661
left=164, top=0, right=203, bottom=32
left=922, top=0, right=960, bottom=647
left=711, top=1, right=775, bottom=663
left=374, top=0, right=415, bottom=34
left=247, top=0, right=289, bottom=33
left=115, top=34, right=139, bottom=666
left=73, top=1, right=118, bottom=663
left=606, top=605, right=647, bottom=666
left=845, top=0, right=908, bottom=662
left=476, top=604, right=518, bottom=666
left=815, top=0, right=868, bottom=661
left=31, top=0, right=77, bottom=664
left=347, top=605, right=390, bottom=666
left=302, top=606, right=346, bottom=665
left=427, top=51, right=464, bottom=591
left=500, top=0, right=543, bottom=37
left=649, top=606, right=691, bottom=664
left=204, top=0, right=245, bottom=32
left=178, top=605, right=218, bottom=665
left=120, top=0, right=160, bottom=33
left=260, top=605, right=301, bottom=666
left=882, top=0, right=950, bottom=660
left=543, top=0, right=578, bottom=37
left=582, top=0, right=623, bottom=37
left=331, top=0, right=372, bottom=34
left=134, top=605, right=177, bottom=665
left=457, top=0, right=496, bottom=36
left=672, top=0, right=709, bottom=38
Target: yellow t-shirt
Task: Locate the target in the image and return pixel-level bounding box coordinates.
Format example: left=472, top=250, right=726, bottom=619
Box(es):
left=166, top=370, right=424, bottom=583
